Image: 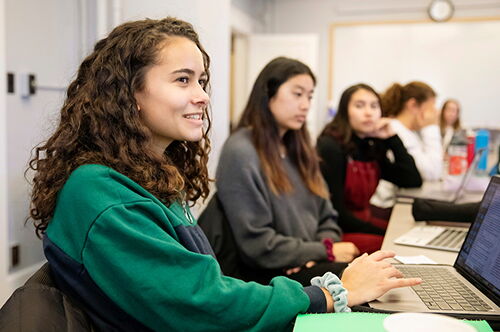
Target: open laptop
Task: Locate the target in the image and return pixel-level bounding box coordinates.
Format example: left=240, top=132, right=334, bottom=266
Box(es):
left=397, top=147, right=487, bottom=203
left=392, top=148, right=488, bottom=252
left=393, top=224, right=468, bottom=252
left=369, top=176, right=500, bottom=319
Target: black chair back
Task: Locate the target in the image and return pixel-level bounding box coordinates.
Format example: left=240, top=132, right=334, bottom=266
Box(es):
left=0, top=263, right=96, bottom=332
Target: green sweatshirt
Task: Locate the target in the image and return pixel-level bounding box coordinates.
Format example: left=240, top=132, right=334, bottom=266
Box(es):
left=44, top=164, right=325, bottom=331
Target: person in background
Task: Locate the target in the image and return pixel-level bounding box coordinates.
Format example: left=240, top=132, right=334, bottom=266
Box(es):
left=440, top=99, right=462, bottom=153
left=25, top=18, right=421, bottom=331
left=317, top=84, right=422, bottom=252
left=370, top=81, right=442, bottom=209
left=216, top=57, right=362, bottom=286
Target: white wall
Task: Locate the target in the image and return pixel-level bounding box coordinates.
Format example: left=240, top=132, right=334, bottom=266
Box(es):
left=230, top=0, right=269, bottom=34
left=271, top=0, right=500, bottom=131
left=0, top=0, right=9, bottom=303
left=4, top=0, right=81, bottom=297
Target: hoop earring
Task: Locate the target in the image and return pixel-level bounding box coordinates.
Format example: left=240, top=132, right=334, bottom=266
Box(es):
left=137, top=105, right=141, bottom=111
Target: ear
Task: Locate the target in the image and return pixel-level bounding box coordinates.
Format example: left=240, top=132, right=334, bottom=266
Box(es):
left=133, top=91, right=142, bottom=111
left=406, top=97, right=418, bottom=110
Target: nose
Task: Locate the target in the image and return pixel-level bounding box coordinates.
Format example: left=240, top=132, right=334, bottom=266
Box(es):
left=364, top=106, right=375, bottom=118
left=193, top=85, right=209, bottom=107
left=300, top=97, right=311, bottom=112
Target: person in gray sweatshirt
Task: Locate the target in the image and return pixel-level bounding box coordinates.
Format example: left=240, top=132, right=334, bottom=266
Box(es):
left=215, top=57, right=360, bottom=285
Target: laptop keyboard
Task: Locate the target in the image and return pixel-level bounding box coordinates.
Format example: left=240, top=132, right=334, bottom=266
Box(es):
left=394, top=226, right=468, bottom=252
left=428, top=228, right=467, bottom=250
left=398, top=266, right=492, bottom=311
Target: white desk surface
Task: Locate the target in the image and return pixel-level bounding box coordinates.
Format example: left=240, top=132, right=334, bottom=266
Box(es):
left=382, top=202, right=459, bottom=266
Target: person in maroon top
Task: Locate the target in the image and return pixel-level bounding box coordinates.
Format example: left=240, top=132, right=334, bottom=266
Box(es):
left=317, top=84, right=422, bottom=253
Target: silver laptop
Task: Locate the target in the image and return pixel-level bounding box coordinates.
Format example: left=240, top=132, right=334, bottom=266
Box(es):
left=393, top=149, right=488, bottom=252
left=397, top=147, right=487, bottom=203
left=369, top=176, right=500, bottom=318
left=393, top=224, right=469, bottom=252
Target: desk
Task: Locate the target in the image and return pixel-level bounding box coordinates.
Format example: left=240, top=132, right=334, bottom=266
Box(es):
left=381, top=202, right=458, bottom=265
left=382, top=178, right=487, bottom=264
left=398, top=178, right=487, bottom=203
left=377, top=183, right=498, bottom=332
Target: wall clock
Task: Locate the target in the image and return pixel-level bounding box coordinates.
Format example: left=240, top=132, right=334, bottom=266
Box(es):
left=428, top=0, right=454, bottom=22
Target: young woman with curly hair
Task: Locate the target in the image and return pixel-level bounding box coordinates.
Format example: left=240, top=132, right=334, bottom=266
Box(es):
left=27, top=18, right=421, bottom=331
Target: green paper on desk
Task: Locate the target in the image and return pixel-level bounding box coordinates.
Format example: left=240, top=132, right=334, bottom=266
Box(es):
left=293, top=312, right=493, bottom=332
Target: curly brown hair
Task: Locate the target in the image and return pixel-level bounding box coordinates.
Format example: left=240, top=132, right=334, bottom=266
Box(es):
left=27, top=17, right=212, bottom=237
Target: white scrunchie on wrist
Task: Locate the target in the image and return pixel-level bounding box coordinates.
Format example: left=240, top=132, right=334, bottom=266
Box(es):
left=311, top=272, right=351, bottom=313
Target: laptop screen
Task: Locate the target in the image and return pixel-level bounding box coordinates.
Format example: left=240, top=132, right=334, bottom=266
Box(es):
left=456, top=175, right=500, bottom=299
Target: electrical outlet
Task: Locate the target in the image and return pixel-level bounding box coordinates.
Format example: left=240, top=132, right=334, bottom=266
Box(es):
left=7, top=72, right=14, bottom=93
left=19, top=73, right=36, bottom=98
left=11, top=244, right=20, bottom=267
left=28, top=74, right=36, bottom=95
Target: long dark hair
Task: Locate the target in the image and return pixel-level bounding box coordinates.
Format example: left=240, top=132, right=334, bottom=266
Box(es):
left=27, top=17, right=212, bottom=237
left=382, top=81, right=436, bottom=117
left=320, top=83, right=381, bottom=152
left=237, top=57, right=328, bottom=198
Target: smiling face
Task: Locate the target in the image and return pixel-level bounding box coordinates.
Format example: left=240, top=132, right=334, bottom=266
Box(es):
left=268, top=74, right=314, bottom=137
left=134, top=36, right=209, bottom=154
left=347, top=88, right=382, bottom=137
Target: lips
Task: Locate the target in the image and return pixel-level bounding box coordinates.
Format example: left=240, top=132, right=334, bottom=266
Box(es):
left=295, top=115, right=306, bottom=122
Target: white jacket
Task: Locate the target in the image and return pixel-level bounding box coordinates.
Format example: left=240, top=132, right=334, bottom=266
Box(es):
left=370, top=120, right=443, bottom=208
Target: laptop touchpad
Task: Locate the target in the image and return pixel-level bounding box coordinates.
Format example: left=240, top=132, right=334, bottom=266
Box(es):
left=369, top=286, right=429, bottom=312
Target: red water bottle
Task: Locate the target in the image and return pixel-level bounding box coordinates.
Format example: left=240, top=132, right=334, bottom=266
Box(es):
left=448, top=134, right=467, bottom=175
left=466, top=130, right=475, bottom=167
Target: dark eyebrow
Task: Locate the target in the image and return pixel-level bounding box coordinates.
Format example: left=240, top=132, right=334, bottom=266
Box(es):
left=292, top=85, right=314, bottom=93
left=171, top=68, right=207, bottom=78
left=171, top=68, right=195, bottom=75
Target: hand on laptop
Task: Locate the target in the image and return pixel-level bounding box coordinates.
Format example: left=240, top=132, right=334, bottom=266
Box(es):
left=341, top=250, right=422, bottom=307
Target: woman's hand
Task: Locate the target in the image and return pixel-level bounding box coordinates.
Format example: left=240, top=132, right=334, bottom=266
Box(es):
left=341, top=251, right=422, bottom=306
left=284, top=260, right=316, bottom=275
left=370, top=118, right=395, bottom=139
left=333, top=242, right=360, bottom=262
left=416, top=107, right=438, bottom=129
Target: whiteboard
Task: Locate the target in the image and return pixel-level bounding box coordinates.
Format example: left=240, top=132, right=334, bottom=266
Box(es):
left=329, top=19, right=500, bottom=128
